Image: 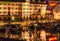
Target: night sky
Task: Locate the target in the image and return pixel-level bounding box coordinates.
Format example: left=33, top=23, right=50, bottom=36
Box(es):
left=0, top=0, right=59, bottom=2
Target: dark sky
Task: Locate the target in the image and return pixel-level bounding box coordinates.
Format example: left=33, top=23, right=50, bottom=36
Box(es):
left=50, top=0, right=60, bottom=1
left=0, top=0, right=26, bottom=2
left=0, top=0, right=59, bottom=2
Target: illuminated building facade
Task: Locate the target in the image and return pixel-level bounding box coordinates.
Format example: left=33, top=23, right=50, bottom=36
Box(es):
left=0, top=2, right=22, bottom=21
left=0, top=2, right=23, bottom=15
left=30, top=0, right=47, bottom=19
left=0, top=0, right=48, bottom=21
left=53, top=3, right=60, bottom=19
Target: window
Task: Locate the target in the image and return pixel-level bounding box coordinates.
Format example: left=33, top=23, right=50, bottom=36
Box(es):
left=15, top=8, right=18, bottom=10
left=30, top=12, right=32, bottom=13
left=35, top=8, right=37, bottom=10
left=12, top=7, right=14, bottom=9
left=3, top=12, right=6, bottom=14
left=30, top=5, right=31, bottom=6
left=19, top=8, right=22, bottom=10
left=4, top=4, right=6, bottom=5
left=19, top=4, right=22, bottom=6
left=0, top=12, right=1, bottom=14
left=27, top=5, right=29, bottom=6
left=0, top=4, right=2, bottom=5
left=15, top=12, right=18, bottom=14
left=35, top=5, right=37, bottom=7
left=23, top=8, right=25, bottom=10
left=27, top=12, right=28, bottom=13
left=23, top=4, right=25, bottom=6
left=3, top=7, right=7, bottom=9
left=0, top=7, right=2, bottom=9
left=12, top=4, right=14, bottom=6
left=19, top=12, right=21, bottom=13
left=16, top=4, right=19, bottom=6
left=27, top=8, right=28, bottom=10
left=8, top=4, right=10, bottom=6
left=11, top=12, right=13, bottom=14
left=30, top=8, right=32, bottom=10
left=23, top=12, right=25, bottom=13
left=8, top=7, right=10, bottom=10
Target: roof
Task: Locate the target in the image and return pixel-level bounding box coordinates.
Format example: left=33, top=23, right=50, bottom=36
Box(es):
left=30, top=1, right=48, bottom=4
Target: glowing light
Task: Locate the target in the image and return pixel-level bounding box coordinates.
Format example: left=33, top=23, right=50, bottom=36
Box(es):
left=49, top=37, right=57, bottom=41
left=49, top=3, right=56, bottom=7
left=12, top=16, right=15, bottom=20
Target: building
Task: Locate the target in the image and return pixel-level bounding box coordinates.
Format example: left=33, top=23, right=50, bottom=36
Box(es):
left=30, top=0, right=47, bottom=19
left=22, top=0, right=47, bottom=20
left=0, top=0, right=48, bottom=21
left=53, top=3, right=60, bottom=20
left=0, top=1, right=23, bottom=21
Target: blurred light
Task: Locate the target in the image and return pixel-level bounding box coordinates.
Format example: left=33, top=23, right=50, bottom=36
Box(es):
left=49, top=3, right=56, bottom=7
left=12, top=16, right=15, bottom=20
left=49, top=36, right=57, bottom=41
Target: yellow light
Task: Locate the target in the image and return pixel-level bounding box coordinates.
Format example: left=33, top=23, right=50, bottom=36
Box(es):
left=12, top=16, right=15, bottom=20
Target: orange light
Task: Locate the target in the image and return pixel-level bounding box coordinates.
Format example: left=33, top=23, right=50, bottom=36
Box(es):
left=49, top=37, right=57, bottom=41
left=49, top=3, right=56, bottom=7
left=54, top=37, right=57, bottom=40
